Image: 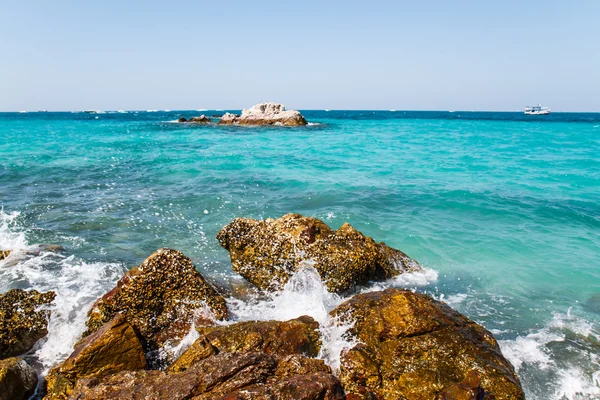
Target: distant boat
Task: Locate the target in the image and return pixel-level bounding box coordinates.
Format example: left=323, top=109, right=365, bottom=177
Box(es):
left=525, top=105, right=551, bottom=115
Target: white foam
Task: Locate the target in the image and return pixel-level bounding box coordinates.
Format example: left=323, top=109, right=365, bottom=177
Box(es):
left=226, top=262, right=355, bottom=371
left=499, top=311, right=600, bottom=399
left=361, top=267, right=438, bottom=293
left=0, top=209, right=28, bottom=251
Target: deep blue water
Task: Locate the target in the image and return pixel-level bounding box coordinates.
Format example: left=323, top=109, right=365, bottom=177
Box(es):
left=1, top=110, right=599, bottom=399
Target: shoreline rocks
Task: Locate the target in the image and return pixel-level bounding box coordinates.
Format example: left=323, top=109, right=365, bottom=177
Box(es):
left=84, top=248, right=228, bottom=353
left=217, top=213, right=422, bottom=293
left=0, top=288, right=56, bottom=359
left=332, top=288, right=524, bottom=400
left=218, top=103, right=307, bottom=126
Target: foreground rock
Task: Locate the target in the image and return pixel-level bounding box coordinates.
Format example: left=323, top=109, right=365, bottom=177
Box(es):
left=217, top=213, right=421, bottom=293
left=69, top=352, right=344, bottom=400
left=0, top=357, right=38, bottom=400
left=44, top=314, right=146, bottom=399
left=218, top=103, right=307, bottom=126
left=332, top=289, right=524, bottom=400
left=84, top=248, right=228, bottom=352
left=170, top=316, right=321, bottom=372
left=0, top=288, right=55, bottom=358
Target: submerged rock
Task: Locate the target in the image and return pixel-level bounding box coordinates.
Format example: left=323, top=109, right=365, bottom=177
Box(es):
left=217, top=213, right=421, bottom=293
left=0, top=357, right=38, bottom=400
left=44, top=313, right=146, bottom=400
left=69, top=352, right=343, bottom=400
left=84, top=248, right=228, bottom=352
left=331, top=288, right=524, bottom=400
left=189, top=115, right=212, bottom=123
left=218, top=103, right=307, bottom=126
left=0, top=288, right=55, bottom=358
left=170, top=316, right=321, bottom=372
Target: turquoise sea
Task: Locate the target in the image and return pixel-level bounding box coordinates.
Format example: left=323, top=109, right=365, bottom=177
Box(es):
left=1, top=110, right=599, bottom=399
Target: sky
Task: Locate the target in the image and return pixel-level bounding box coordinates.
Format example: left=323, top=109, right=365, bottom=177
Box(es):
left=1, top=0, right=599, bottom=111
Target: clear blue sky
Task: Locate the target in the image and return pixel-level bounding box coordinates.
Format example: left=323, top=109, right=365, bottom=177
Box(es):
left=1, top=0, right=598, bottom=111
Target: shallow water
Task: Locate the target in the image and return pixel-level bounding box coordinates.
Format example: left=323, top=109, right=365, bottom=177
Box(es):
left=1, top=110, right=599, bottom=399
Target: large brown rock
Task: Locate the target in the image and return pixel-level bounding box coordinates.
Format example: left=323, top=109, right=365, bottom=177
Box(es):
left=218, top=103, right=307, bottom=126
left=0, top=357, right=38, bottom=400
left=84, top=248, right=228, bottom=351
left=169, top=316, right=321, bottom=372
left=331, top=289, right=524, bottom=400
left=0, top=288, right=55, bottom=358
left=217, top=214, right=421, bottom=293
left=69, top=352, right=343, bottom=400
left=44, top=313, right=146, bottom=400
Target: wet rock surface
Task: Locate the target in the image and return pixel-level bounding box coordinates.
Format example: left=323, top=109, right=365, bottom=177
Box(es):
left=0, top=357, right=38, bottom=400
left=217, top=213, right=422, bottom=293
left=44, top=313, right=146, bottom=400
left=170, top=316, right=321, bottom=372
left=218, top=103, right=307, bottom=126
left=0, top=288, right=55, bottom=359
left=332, top=288, right=524, bottom=400
left=84, top=248, right=228, bottom=352
left=68, top=351, right=342, bottom=400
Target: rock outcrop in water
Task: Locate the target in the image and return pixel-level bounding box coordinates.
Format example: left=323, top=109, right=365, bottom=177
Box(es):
left=0, top=288, right=56, bottom=358
left=0, top=357, right=38, bottom=400
left=331, top=288, right=524, bottom=400
left=84, top=248, right=228, bottom=352
left=44, top=313, right=147, bottom=399
left=189, top=115, right=212, bottom=123
left=0, top=250, right=10, bottom=260
left=217, top=213, right=422, bottom=293
left=218, top=103, right=307, bottom=126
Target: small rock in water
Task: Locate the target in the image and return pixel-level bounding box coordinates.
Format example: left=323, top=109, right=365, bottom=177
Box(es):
left=0, top=288, right=56, bottom=358
left=178, top=117, right=187, bottom=123
left=218, top=103, right=308, bottom=126
left=189, top=115, right=212, bottom=123
left=0, top=250, right=10, bottom=260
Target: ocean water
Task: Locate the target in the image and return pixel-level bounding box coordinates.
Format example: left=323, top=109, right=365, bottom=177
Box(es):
left=1, top=110, right=599, bottom=399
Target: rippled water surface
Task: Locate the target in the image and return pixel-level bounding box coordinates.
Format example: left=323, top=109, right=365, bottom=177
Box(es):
left=1, top=110, right=599, bottom=399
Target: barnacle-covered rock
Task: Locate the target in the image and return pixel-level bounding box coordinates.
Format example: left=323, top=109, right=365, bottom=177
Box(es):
left=84, top=248, right=228, bottom=351
left=217, top=213, right=421, bottom=293
left=0, top=288, right=55, bottom=358
left=331, top=288, right=524, bottom=400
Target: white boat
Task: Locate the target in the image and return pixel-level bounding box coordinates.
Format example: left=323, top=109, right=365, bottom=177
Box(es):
left=525, top=105, right=551, bottom=115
